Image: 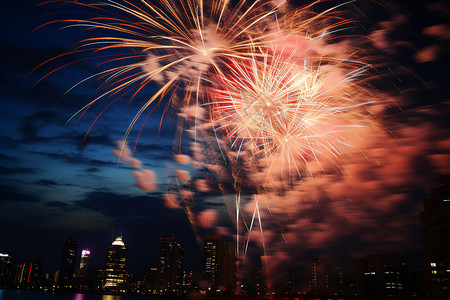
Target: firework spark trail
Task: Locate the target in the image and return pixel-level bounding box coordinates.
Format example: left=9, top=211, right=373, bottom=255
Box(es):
left=37, top=0, right=283, bottom=147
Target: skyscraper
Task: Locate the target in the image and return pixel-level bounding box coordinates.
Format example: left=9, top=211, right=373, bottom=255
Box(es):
left=355, top=252, right=407, bottom=300
left=156, top=236, right=184, bottom=294
left=57, top=237, right=79, bottom=289
left=0, top=252, right=15, bottom=288
left=22, top=262, right=44, bottom=290
left=300, top=260, right=344, bottom=297
left=420, top=175, right=450, bottom=300
left=74, top=249, right=91, bottom=292
left=204, top=234, right=236, bottom=294
left=79, top=249, right=91, bottom=271
left=103, top=236, right=129, bottom=293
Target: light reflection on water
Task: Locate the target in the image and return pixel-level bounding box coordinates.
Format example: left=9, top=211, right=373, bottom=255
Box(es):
left=0, top=290, right=141, bottom=300
left=74, top=295, right=123, bottom=300
left=70, top=294, right=123, bottom=300
left=102, top=295, right=122, bottom=300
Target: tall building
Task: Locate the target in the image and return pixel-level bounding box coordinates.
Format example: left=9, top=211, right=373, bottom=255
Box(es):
left=355, top=252, right=407, bottom=300
left=0, top=252, right=15, bottom=288
left=242, top=257, right=268, bottom=296
left=155, top=237, right=184, bottom=294
left=74, top=249, right=91, bottom=292
left=280, top=266, right=301, bottom=296
left=79, top=249, right=91, bottom=271
left=204, top=234, right=236, bottom=294
left=15, top=263, right=27, bottom=285
left=57, top=237, right=79, bottom=289
left=143, top=267, right=159, bottom=294
left=103, top=236, right=129, bottom=293
left=23, top=262, right=44, bottom=289
left=420, top=175, right=450, bottom=300
left=294, top=260, right=344, bottom=297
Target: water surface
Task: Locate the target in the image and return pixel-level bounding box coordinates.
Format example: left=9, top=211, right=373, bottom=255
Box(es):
left=0, top=289, right=156, bottom=300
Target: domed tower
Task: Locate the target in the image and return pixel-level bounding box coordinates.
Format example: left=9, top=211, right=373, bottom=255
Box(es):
left=103, top=236, right=129, bottom=292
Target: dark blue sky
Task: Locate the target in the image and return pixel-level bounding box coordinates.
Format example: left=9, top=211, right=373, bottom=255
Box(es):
left=0, top=0, right=449, bottom=277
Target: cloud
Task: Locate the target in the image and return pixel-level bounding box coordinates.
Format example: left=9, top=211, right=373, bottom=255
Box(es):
left=35, top=179, right=59, bottom=186
left=44, top=201, right=69, bottom=207
left=16, top=110, right=114, bottom=149
left=34, top=179, right=80, bottom=187
left=131, top=142, right=173, bottom=156
left=0, top=166, right=36, bottom=175
left=18, top=111, right=61, bottom=142
left=31, top=150, right=113, bottom=167
left=0, top=185, right=42, bottom=203
left=0, top=43, right=96, bottom=113
left=75, top=191, right=168, bottom=219
left=0, top=153, right=13, bottom=160
left=73, top=134, right=115, bottom=149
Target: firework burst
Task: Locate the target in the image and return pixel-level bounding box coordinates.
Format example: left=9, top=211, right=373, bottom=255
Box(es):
left=37, top=0, right=282, bottom=143
left=209, top=47, right=376, bottom=180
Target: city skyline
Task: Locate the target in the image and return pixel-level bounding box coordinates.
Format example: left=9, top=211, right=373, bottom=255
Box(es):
left=0, top=230, right=443, bottom=298
left=1, top=0, right=449, bottom=285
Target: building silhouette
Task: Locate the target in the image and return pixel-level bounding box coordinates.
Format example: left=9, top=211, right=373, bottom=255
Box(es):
left=102, top=236, right=130, bottom=293
left=143, top=266, right=159, bottom=294
left=73, top=249, right=91, bottom=292
left=304, top=260, right=344, bottom=297
left=279, top=265, right=301, bottom=297
left=57, top=237, right=79, bottom=289
left=79, top=249, right=90, bottom=271
left=204, top=234, right=236, bottom=294
left=155, top=236, right=184, bottom=294
left=252, top=264, right=268, bottom=296
left=420, top=175, right=450, bottom=300
left=0, top=252, right=15, bottom=288
left=242, top=257, right=268, bottom=296
left=355, top=252, right=407, bottom=300
left=15, top=263, right=28, bottom=286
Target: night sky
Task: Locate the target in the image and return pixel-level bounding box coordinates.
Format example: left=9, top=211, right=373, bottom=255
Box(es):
left=1, top=0, right=449, bottom=278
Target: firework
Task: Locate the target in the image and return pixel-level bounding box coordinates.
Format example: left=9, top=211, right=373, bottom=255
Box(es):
left=209, top=47, right=375, bottom=180
left=37, top=0, right=282, bottom=143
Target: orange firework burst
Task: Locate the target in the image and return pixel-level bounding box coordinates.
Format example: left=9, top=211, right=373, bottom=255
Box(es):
left=209, top=47, right=376, bottom=178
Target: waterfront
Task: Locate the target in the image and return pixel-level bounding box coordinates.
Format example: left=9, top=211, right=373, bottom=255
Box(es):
left=0, top=290, right=157, bottom=300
